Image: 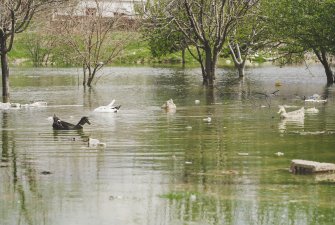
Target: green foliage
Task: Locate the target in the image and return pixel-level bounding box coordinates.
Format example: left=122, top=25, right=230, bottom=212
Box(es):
left=147, top=28, right=185, bottom=58
left=263, top=0, right=335, bottom=56
left=8, top=36, right=31, bottom=63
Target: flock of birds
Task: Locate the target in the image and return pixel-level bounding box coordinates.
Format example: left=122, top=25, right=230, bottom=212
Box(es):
left=52, top=100, right=121, bottom=130
left=51, top=100, right=121, bottom=149
left=0, top=92, right=327, bottom=149
left=277, top=93, right=326, bottom=119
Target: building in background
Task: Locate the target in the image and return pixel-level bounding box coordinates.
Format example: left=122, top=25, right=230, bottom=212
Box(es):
left=53, top=0, right=146, bottom=20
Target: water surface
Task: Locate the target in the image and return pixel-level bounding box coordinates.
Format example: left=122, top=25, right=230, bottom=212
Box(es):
left=1, top=64, right=334, bottom=225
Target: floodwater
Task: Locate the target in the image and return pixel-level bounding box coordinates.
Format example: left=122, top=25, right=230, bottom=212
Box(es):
left=1, top=64, right=334, bottom=225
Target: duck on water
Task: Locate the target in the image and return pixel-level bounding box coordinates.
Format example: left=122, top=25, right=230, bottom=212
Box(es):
left=52, top=114, right=91, bottom=130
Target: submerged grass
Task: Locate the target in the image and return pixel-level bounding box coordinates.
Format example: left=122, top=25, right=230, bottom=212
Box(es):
left=159, top=191, right=199, bottom=201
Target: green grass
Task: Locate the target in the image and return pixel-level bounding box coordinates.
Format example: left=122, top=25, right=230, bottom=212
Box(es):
left=7, top=32, right=263, bottom=68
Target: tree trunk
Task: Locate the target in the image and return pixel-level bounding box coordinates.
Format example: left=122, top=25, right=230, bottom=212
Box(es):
left=87, top=76, right=93, bottom=87
left=323, top=61, right=334, bottom=84
left=181, top=48, right=185, bottom=67
left=236, top=61, right=246, bottom=78
left=314, top=48, right=334, bottom=84
left=203, top=48, right=216, bottom=87
left=1, top=37, right=10, bottom=103
left=82, top=64, right=87, bottom=86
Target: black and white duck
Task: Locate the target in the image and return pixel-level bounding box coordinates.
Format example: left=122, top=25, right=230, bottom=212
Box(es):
left=52, top=114, right=91, bottom=130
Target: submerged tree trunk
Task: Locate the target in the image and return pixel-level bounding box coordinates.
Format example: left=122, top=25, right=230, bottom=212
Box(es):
left=0, top=36, right=10, bottom=103
left=1, top=53, right=10, bottom=103
left=229, top=43, right=248, bottom=78
left=314, top=48, right=334, bottom=84
left=83, top=64, right=87, bottom=86
left=324, top=64, right=334, bottom=84
left=87, top=74, right=94, bottom=87
left=236, top=62, right=246, bottom=78
left=181, top=48, right=185, bottom=66
left=202, top=47, right=217, bottom=87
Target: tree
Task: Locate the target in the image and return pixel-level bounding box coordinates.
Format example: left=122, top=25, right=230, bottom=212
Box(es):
left=56, top=0, right=139, bottom=87
left=0, top=0, right=65, bottom=102
left=143, top=23, right=188, bottom=65
left=140, top=4, right=188, bottom=65
left=264, top=0, right=335, bottom=84
left=143, top=0, right=258, bottom=87
left=228, top=2, right=266, bottom=78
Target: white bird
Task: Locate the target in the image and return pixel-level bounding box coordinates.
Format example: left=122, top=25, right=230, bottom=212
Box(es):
left=278, top=105, right=304, bottom=119
left=161, top=99, right=176, bottom=111
left=94, top=99, right=121, bottom=113
left=195, top=100, right=200, bottom=104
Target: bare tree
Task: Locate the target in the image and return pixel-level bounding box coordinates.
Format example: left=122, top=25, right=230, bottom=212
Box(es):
left=144, top=0, right=258, bottom=87
left=228, top=11, right=265, bottom=78
left=0, top=0, right=65, bottom=102
left=56, top=0, right=139, bottom=87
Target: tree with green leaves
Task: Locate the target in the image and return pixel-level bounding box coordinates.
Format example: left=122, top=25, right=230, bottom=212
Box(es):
left=143, top=0, right=259, bottom=87
left=264, top=0, right=335, bottom=84
left=144, top=23, right=188, bottom=65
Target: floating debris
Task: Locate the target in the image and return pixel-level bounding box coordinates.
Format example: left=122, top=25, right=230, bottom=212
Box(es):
left=290, top=159, right=335, bottom=174
left=275, top=81, right=282, bottom=87
left=304, top=94, right=327, bottom=103
left=275, top=152, right=284, bottom=156
left=88, top=138, right=106, bottom=149
left=221, top=170, right=239, bottom=175
left=41, top=171, right=52, bottom=175
left=203, top=116, right=212, bottom=123
left=190, top=194, right=197, bottom=201
left=297, top=131, right=326, bottom=135
left=238, top=153, right=249, bottom=156
left=0, top=101, right=47, bottom=110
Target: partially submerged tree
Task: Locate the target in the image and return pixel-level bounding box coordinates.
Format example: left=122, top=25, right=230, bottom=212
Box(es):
left=56, top=0, right=139, bottom=87
left=264, top=0, right=335, bottom=84
left=143, top=0, right=258, bottom=87
left=228, top=2, right=266, bottom=78
left=0, top=0, right=65, bottom=102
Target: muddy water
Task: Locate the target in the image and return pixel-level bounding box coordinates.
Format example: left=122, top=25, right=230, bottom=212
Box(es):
left=0, top=65, right=334, bottom=225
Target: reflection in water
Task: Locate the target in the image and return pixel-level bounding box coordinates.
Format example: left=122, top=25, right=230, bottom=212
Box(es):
left=1, top=65, right=335, bottom=225
left=278, top=117, right=305, bottom=133
left=1, top=113, right=9, bottom=162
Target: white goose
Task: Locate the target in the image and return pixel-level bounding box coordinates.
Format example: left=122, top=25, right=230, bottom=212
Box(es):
left=278, top=105, right=304, bottom=119
left=94, top=99, right=121, bottom=113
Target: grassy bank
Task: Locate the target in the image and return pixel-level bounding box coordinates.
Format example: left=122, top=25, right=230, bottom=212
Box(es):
left=8, top=33, right=268, bottom=68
